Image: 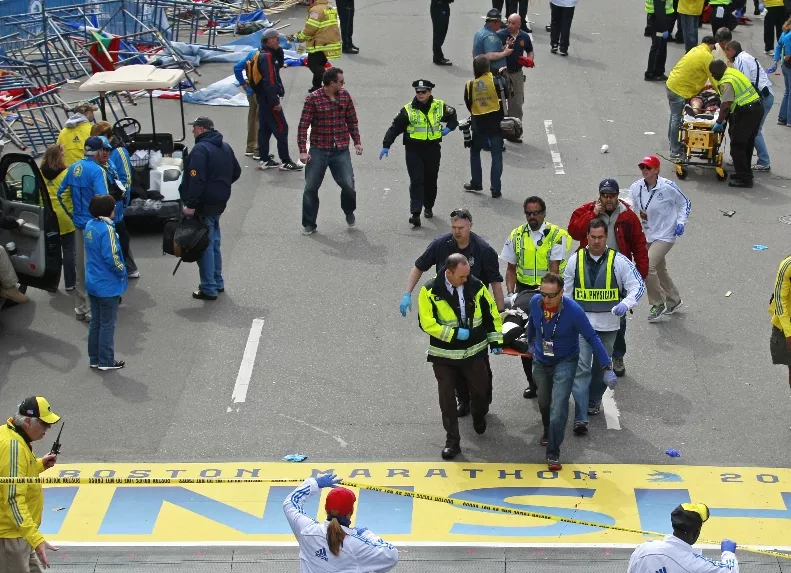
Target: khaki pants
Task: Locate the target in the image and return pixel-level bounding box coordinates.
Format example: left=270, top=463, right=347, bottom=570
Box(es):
left=74, top=227, right=88, bottom=316
left=0, top=246, right=18, bottom=289
left=507, top=69, right=525, bottom=121
left=646, top=240, right=680, bottom=307
left=246, top=93, right=259, bottom=155
left=0, top=538, right=43, bottom=573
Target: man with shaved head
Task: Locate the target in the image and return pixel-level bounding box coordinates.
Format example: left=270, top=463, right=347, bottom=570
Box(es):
left=497, top=13, right=534, bottom=141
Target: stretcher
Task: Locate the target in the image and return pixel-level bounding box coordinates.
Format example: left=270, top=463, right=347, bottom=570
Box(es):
left=501, top=346, right=532, bottom=358
left=673, top=114, right=728, bottom=182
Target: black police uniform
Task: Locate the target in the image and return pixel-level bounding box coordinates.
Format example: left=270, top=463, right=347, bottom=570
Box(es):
left=431, top=0, right=453, bottom=65
left=336, top=0, right=357, bottom=53
left=382, top=79, right=459, bottom=226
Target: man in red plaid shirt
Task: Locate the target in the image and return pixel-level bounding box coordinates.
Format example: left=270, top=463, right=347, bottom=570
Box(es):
left=298, top=67, right=363, bottom=235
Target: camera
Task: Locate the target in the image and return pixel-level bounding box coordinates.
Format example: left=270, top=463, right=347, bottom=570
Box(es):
left=459, top=117, right=472, bottom=148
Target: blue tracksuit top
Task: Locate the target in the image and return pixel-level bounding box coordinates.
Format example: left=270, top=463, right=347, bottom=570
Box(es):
left=527, top=295, right=611, bottom=366
left=233, top=51, right=255, bottom=96
left=84, top=216, right=127, bottom=298
left=108, top=147, right=131, bottom=223
left=58, top=157, right=111, bottom=230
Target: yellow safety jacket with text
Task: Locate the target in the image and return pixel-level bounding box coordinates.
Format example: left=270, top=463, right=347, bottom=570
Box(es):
left=573, top=248, right=621, bottom=313
left=509, top=222, right=571, bottom=287
left=405, top=99, right=445, bottom=142
left=467, top=72, right=500, bottom=116
left=719, top=68, right=761, bottom=110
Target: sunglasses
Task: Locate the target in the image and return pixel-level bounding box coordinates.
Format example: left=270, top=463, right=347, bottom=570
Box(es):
left=525, top=209, right=545, bottom=216
left=540, top=291, right=561, bottom=299
left=450, top=210, right=471, bottom=220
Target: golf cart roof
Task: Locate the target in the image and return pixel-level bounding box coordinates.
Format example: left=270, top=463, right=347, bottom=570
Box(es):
left=79, top=65, right=185, bottom=92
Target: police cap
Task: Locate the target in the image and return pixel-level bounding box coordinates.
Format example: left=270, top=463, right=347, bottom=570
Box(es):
left=485, top=8, right=502, bottom=21
left=412, top=79, right=435, bottom=92
left=670, top=503, right=710, bottom=533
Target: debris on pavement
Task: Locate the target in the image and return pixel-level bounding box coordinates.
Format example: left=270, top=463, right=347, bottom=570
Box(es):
left=644, top=132, right=656, bottom=135
left=600, top=144, right=609, bottom=153
left=753, top=245, right=769, bottom=251
left=719, top=210, right=736, bottom=217
left=725, top=291, right=732, bottom=297
left=665, top=448, right=682, bottom=457
left=283, top=454, right=308, bottom=462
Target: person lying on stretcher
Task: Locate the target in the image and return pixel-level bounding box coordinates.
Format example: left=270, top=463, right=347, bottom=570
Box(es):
left=683, top=88, right=721, bottom=121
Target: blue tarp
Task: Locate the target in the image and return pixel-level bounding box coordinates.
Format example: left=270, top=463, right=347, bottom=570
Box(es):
left=217, top=9, right=266, bottom=27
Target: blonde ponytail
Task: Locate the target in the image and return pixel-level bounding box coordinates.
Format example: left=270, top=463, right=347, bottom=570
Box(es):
left=326, top=517, right=347, bottom=556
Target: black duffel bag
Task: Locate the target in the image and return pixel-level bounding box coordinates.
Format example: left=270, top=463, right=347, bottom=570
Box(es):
left=162, top=216, right=210, bottom=275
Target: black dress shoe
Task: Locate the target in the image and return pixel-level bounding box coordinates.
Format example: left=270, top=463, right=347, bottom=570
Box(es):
left=457, top=401, right=470, bottom=417
left=408, top=213, right=421, bottom=227
left=728, top=179, right=753, bottom=188
left=193, top=290, right=217, bottom=300
left=523, top=387, right=537, bottom=399
left=464, top=183, right=483, bottom=192
left=434, top=58, right=452, bottom=66
left=441, top=445, right=461, bottom=460
left=342, top=46, right=359, bottom=54
left=423, top=208, right=433, bottom=218
left=473, top=417, right=487, bottom=434
left=491, top=191, right=502, bottom=199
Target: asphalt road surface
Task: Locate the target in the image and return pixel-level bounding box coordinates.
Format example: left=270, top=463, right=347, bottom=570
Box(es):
left=2, top=0, right=791, bottom=473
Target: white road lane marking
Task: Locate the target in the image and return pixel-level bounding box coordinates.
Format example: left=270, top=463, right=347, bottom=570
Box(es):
left=280, top=413, right=348, bottom=448
left=602, top=388, right=621, bottom=430
left=543, top=120, right=565, bottom=175
left=228, top=318, right=265, bottom=411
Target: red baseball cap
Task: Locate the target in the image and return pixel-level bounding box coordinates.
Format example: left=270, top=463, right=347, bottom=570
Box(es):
left=325, top=487, right=356, bottom=516
left=638, top=155, right=660, bottom=169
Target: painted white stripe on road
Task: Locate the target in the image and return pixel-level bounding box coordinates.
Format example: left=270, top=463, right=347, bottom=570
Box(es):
left=602, top=388, right=621, bottom=430
left=229, top=318, right=265, bottom=409
left=543, top=120, right=565, bottom=175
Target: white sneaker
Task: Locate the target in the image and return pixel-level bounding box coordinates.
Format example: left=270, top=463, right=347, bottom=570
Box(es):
left=752, top=163, right=771, bottom=171
left=127, top=270, right=140, bottom=279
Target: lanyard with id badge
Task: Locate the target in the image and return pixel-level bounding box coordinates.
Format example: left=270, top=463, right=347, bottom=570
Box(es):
left=539, top=307, right=562, bottom=357
left=639, top=184, right=656, bottom=229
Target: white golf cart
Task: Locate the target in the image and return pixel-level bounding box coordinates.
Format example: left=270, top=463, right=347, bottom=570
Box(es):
left=79, top=65, right=189, bottom=221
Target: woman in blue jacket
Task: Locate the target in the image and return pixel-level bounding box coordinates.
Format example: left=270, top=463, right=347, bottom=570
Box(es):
left=85, top=194, right=128, bottom=371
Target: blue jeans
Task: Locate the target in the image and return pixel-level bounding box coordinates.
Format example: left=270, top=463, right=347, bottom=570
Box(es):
left=88, top=295, right=119, bottom=367
left=533, top=355, right=579, bottom=458
left=61, top=231, right=76, bottom=290
left=470, top=132, right=503, bottom=194
left=301, top=147, right=357, bottom=229
left=753, top=91, right=774, bottom=166
left=667, top=87, right=686, bottom=154
left=572, top=330, right=617, bottom=424
left=612, top=314, right=626, bottom=359
left=197, top=214, right=223, bottom=296
left=779, top=65, right=791, bottom=124
left=678, top=14, right=698, bottom=53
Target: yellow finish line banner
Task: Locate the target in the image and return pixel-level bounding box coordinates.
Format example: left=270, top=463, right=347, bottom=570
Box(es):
left=38, top=463, right=791, bottom=545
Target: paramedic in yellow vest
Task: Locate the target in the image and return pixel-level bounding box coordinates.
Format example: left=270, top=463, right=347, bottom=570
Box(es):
left=565, top=219, right=645, bottom=435
left=645, top=0, right=675, bottom=81
left=709, top=0, right=732, bottom=35
left=0, top=396, right=61, bottom=572
left=463, top=55, right=505, bottom=198
left=769, top=254, right=791, bottom=389
left=709, top=59, right=763, bottom=187
left=291, top=0, right=342, bottom=93
left=380, top=79, right=459, bottom=227
left=500, top=195, right=571, bottom=399
left=417, top=253, right=503, bottom=460
left=56, top=101, right=96, bottom=166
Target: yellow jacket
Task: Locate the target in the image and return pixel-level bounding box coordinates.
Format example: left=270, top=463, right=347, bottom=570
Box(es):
left=677, top=0, right=704, bottom=15
left=764, top=0, right=784, bottom=7
left=0, top=419, right=47, bottom=549
left=42, top=167, right=74, bottom=235
left=56, top=119, right=92, bottom=167
left=667, top=44, right=718, bottom=99
left=770, top=255, right=791, bottom=336
left=297, top=1, right=342, bottom=59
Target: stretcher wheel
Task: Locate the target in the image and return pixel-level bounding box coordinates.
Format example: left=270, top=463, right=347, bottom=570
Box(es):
left=676, top=165, right=688, bottom=180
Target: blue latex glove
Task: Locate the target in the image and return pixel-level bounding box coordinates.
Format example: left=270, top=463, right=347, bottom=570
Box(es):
left=662, top=31, right=669, bottom=39
left=379, top=148, right=389, bottom=160
left=674, top=223, right=685, bottom=236
left=491, top=347, right=503, bottom=355
left=356, top=527, right=369, bottom=536
left=734, top=8, right=743, bottom=17
left=603, top=368, right=618, bottom=389
left=316, top=473, right=343, bottom=489
left=721, top=539, right=737, bottom=553
left=712, top=122, right=725, bottom=133
left=441, top=127, right=451, bottom=136
left=611, top=302, right=628, bottom=317
left=457, top=328, right=470, bottom=341
left=399, top=293, right=412, bottom=317
left=766, top=65, right=777, bottom=74
left=759, top=2, right=765, bottom=10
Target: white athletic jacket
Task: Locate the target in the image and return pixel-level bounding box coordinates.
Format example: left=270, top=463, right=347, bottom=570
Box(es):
left=283, top=479, right=400, bottom=573
left=628, top=535, right=740, bottom=573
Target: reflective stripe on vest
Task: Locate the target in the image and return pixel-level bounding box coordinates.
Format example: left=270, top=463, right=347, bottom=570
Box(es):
left=573, top=249, right=620, bottom=312
left=645, top=0, right=674, bottom=13
left=405, top=99, right=445, bottom=141
left=720, top=68, right=761, bottom=110
left=510, top=223, right=567, bottom=286
left=709, top=0, right=729, bottom=4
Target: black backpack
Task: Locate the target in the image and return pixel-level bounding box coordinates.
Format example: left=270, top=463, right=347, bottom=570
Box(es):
left=162, top=216, right=210, bottom=275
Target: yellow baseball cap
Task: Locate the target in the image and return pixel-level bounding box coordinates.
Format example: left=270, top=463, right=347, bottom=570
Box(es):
left=18, top=396, right=60, bottom=424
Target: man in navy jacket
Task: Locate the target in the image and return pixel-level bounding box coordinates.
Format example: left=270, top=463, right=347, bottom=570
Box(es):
left=179, top=117, right=241, bottom=301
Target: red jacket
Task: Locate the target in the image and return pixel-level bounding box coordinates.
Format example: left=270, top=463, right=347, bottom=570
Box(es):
left=567, top=200, right=649, bottom=278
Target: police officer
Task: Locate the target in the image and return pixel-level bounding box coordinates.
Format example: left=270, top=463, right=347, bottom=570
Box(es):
left=431, top=0, right=453, bottom=65
left=500, top=196, right=571, bottom=399
left=627, top=504, right=738, bottom=573
left=400, top=208, right=504, bottom=414
left=417, top=253, right=503, bottom=459
left=380, top=79, right=458, bottom=227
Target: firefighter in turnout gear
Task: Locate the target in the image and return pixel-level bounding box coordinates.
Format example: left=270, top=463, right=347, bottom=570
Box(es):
left=380, top=79, right=459, bottom=227
left=499, top=196, right=571, bottom=400
left=418, top=253, right=503, bottom=460
left=290, top=0, right=342, bottom=93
